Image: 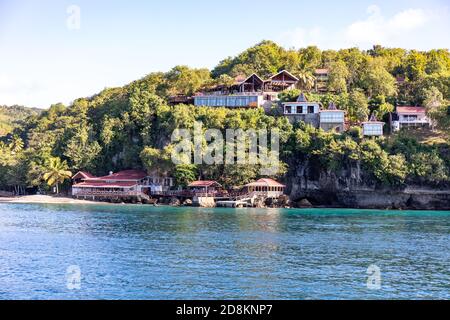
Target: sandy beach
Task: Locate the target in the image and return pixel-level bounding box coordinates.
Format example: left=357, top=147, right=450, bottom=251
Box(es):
left=0, top=195, right=102, bottom=205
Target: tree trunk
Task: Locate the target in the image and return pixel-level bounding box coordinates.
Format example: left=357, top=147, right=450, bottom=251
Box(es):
left=56, top=183, right=59, bottom=194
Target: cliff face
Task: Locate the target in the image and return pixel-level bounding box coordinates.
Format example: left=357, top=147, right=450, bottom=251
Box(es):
left=287, top=162, right=450, bottom=210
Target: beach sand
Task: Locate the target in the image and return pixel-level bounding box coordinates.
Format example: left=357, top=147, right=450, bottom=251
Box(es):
left=0, top=195, right=102, bottom=205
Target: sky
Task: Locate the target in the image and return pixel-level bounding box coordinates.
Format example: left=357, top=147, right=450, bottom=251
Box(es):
left=0, top=0, right=449, bottom=108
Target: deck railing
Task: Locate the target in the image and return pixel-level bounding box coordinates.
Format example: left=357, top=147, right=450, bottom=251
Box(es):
left=149, top=190, right=230, bottom=198
left=72, top=189, right=145, bottom=197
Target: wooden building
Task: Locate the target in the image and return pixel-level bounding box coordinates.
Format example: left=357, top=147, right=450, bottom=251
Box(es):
left=72, top=170, right=149, bottom=201
left=187, top=180, right=225, bottom=196
left=314, top=68, right=329, bottom=92
left=72, top=170, right=174, bottom=201
left=194, top=70, right=299, bottom=109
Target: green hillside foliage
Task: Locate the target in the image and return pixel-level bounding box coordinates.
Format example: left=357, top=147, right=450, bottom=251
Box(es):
left=0, top=105, right=41, bottom=136
left=1, top=42, right=449, bottom=192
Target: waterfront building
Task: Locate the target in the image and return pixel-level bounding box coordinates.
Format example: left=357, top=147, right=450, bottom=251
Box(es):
left=71, top=170, right=174, bottom=200
left=362, top=114, right=385, bottom=136
left=242, top=178, right=285, bottom=198
left=187, top=180, right=224, bottom=196
left=391, top=106, right=431, bottom=131
left=319, top=102, right=346, bottom=132
left=72, top=171, right=96, bottom=185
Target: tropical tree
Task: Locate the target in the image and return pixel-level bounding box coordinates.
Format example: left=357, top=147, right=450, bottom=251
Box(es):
left=9, top=134, right=24, bottom=154
left=327, top=60, right=349, bottom=93
left=174, top=164, right=198, bottom=187
left=347, top=89, right=370, bottom=123
left=296, top=70, right=316, bottom=91
left=42, top=157, right=72, bottom=194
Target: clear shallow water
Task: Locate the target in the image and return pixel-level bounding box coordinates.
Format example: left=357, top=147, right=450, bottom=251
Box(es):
left=0, top=203, right=448, bottom=300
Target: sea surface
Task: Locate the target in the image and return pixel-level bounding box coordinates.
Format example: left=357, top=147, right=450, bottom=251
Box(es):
left=0, top=203, right=449, bottom=300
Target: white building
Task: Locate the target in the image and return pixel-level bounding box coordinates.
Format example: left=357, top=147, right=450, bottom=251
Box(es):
left=282, top=93, right=320, bottom=115
left=392, top=106, right=431, bottom=131
left=319, top=102, right=345, bottom=132
left=362, top=114, right=384, bottom=136
left=282, top=93, right=321, bottom=126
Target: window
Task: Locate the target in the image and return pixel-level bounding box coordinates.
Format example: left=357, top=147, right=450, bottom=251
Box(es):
left=364, top=124, right=383, bottom=135
left=308, top=105, right=315, bottom=114
left=321, top=112, right=344, bottom=123
left=285, top=106, right=292, bottom=114
left=403, top=115, right=418, bottom=121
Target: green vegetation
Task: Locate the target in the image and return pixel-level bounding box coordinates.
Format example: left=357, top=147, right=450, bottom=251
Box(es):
left=0, top=105, right=41, bottom=136
left=1, top=41, right=449, bottom=193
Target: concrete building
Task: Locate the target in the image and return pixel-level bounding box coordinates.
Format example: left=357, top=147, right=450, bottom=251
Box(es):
left=282, top=93, right=320, bottom=127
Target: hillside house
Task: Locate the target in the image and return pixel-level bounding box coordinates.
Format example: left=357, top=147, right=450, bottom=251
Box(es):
left=282, top=93, right=321, bottom=127
left=392, top=106, right=431, bottom=131
left=314, top=68, right=329, bottom=93
left=319, top=102, right=346, bottom=132
left=194, top=70, right=299, bottom=109
left=362, top=114, right=384, bottom=136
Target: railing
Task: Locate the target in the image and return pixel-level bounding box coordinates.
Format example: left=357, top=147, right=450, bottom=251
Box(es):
left=72, top=189, right=146, bottom=197
left=196, top=92, right=267, bottom=97
left=149, top=190, right=229, bottom=198
left=398, top=119, right=429, bottom=123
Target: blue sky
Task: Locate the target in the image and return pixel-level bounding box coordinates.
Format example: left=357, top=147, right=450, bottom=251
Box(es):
left=0, top=0, right=449, bottom=108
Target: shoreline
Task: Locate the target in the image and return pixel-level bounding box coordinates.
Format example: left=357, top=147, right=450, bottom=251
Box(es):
left=0, top=195, right=109, bottom=205
left=1, top=195, right=449, bottom=211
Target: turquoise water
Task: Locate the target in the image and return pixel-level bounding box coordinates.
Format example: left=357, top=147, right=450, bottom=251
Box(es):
left=0, top=203, right=448, bottom=300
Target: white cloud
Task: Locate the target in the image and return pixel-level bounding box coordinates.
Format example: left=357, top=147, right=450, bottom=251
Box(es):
left=345, top=5, right=430, bottom=46
left=280, top=26, right=323, bottom=48
left=279, top=5, right=449, bottom=50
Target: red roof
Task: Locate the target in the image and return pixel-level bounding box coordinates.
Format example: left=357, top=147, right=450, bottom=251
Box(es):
left=188, top=180, right=221, bottom=188
left=73, top=181, right=138, bottom=188
left=90, top=170, right=148, bottom=181
left=245, top=178, right=285, bottom=187
left=72, top=171, right=96, bottom=180
left=315, top=68, right=329, bottom=74
left=397, top=106, right=425, bottom=114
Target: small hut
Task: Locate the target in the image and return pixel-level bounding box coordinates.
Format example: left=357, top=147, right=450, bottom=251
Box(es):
left=362, top=114, right=384, bottom=136
left=187, top=180, right=224, bottom=196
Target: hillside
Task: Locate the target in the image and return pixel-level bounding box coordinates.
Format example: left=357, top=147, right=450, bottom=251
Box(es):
left=0, top=105, right=41, bottom=136
left=0, top=41, right=449, bottom=200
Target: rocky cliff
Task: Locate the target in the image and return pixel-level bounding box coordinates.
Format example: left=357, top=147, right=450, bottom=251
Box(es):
left=288, top=163, right=450, bottom=210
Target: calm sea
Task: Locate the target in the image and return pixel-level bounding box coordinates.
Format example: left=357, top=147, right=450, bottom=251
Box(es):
left=0, top=203, right=448, bottom=299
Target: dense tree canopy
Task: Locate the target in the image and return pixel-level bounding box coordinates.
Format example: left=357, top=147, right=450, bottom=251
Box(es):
left=1, top=41, right=449, bottom=193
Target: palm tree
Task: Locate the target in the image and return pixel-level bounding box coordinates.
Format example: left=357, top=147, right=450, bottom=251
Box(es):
left=9, top=135, right=24, bottom=154
left=43, top=157, right=72, bottom=194
left=296, top=71, right=316, bottom=91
